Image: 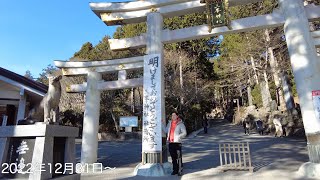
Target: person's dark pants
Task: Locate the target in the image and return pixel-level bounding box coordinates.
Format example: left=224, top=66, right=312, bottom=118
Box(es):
left=244, top=127, right=250, bottom=134
left=204, top=126, right=208, bottom=133
left=243, top=123, right=249, bottom=134
left=169, top=143, right=183, bottom=174
left=257, top=127, right=263, bottom=135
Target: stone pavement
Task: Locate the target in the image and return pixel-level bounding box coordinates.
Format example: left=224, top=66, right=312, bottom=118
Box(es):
left=80, top=119, right=315, bottom=180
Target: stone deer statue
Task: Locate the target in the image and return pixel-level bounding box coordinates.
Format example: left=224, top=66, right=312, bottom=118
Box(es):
left=25, top=75, right=62, bottom=124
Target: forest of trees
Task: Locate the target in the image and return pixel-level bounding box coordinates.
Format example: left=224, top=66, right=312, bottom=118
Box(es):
left=26, top=0, right=320, bottom=136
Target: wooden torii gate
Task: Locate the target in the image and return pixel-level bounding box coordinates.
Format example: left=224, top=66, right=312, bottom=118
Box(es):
left=56, top=0, right=320, bottom=177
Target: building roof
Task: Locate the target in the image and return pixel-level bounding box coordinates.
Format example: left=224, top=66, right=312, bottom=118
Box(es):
left=0, top=67, right=48, bottom=94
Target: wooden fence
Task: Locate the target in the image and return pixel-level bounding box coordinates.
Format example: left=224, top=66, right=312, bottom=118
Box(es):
left=219, top=142, right=254, bottom=172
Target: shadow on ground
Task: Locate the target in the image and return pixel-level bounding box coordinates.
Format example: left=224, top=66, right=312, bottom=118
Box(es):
left=79, top=119, right=308, bottom=180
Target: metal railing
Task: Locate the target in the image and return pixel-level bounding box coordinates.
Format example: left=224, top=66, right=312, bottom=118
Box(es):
left=219, top=142, right=253, bottom=172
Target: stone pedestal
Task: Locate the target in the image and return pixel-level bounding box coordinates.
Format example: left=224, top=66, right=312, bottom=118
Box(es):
left=306, top=132, right=320, bottom=163
left=297, top=162, right=320, bottom=179
left=0, top=124, right=80, bottom=180
left=134, top=162, right=172, bottom=177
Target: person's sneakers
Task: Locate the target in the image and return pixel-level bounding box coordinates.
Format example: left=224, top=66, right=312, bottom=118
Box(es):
left=171, top=171, right=178, bottom=175
left=178, top=172, right=183, bottom=176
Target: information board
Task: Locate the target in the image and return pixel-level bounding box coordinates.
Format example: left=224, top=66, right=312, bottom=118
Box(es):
left=119, top=116, right=138, bottom=127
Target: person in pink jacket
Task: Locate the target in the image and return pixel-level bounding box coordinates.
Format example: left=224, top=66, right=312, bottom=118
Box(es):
left=163, top=112, right=187, bottom=176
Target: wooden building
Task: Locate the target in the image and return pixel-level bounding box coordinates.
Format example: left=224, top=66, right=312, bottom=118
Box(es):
left=0, top=67, right=47, bottom=126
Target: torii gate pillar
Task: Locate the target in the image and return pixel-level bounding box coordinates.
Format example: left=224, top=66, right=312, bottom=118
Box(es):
left=134, top=12, right=172, bottom=176
left=81, top=71, right=101, bottom=165
left=280, top=0, right=320, bottom=177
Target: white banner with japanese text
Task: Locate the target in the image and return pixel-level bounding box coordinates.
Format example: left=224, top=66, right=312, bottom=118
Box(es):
left=142, top=54, right=162, bottom=153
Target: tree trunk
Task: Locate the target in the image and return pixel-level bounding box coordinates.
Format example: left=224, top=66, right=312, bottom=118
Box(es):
left=247, top=85, right=253, bottom=106
left=259, top=51, right=272, bottom=109
left=179, top=55, right=184, bottom=107
left=262, top=69, right=272, bottom=104
left=111, top=110, right=120, bottom=133
left=250, top=56, right=259, bottom=84
left=269, top=50, right=286, bottom=111
left=265, top=29, right=286, bottom=111
left=247, top=73, right=253, bottom=106
left=214, top=88, right=218, bottom=102
left=277, top=52, right=295, bottom=112
left=221, top=87, right=226, bottom=110
left=252, top=55, right=272, bottom=107
left=260, top=30, right=272, bottom=109
left=131, top=88, right=135, bottom=113
left=138, top=87, right=142, bottom=108
left=281, top=71, right=295, bottom=111
left=195, top=76, right=198, bottom=102
left=260, top=81, right=271, bottom=109
left=239, top=87, right=243, bottom=105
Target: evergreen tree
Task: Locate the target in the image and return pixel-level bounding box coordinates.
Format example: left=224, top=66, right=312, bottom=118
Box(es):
left=24, top=70, right=34, bottom=80
left=37, top=64, right=58, bottom=85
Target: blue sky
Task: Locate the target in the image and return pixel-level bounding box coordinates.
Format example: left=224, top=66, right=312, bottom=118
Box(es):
left=0, top=0, right=126, bottom=78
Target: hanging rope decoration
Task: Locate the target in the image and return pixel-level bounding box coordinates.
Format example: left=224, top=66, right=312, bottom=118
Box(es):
left=201, top=0, right=231, bottom=33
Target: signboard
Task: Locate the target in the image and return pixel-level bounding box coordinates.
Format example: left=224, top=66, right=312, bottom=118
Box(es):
left=119, top=116, right=138, bottom=127
left=312, top=90, right=320, bottom=120
left=202, top=0, right=230, bottom=32
left=210, top=0, right=227, bottom=27
left=142, top=54, right=162, bottom=153
left=4, top=138, right=35, bottom=178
